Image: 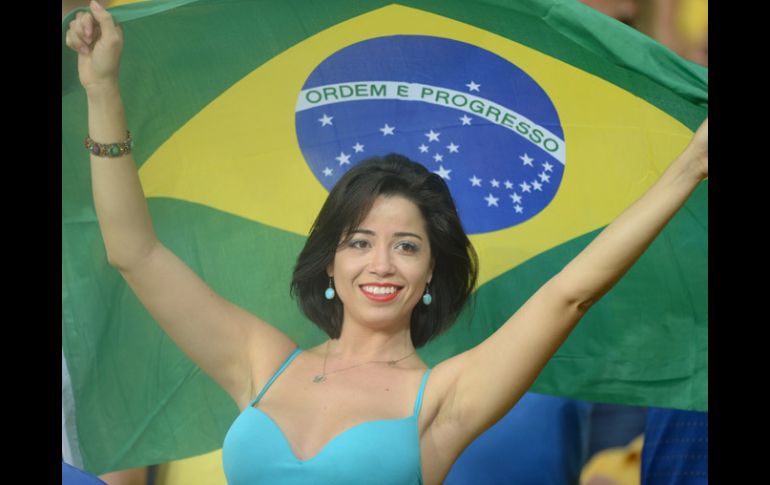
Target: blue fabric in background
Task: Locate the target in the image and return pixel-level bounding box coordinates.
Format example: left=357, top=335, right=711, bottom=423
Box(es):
left=444, top=392, right=592, bottom=485
left=62, top=460, right=107, bottom=485
left=587, top=403, right=648, bottom=460
left=641, top=408, right=708, bottom=485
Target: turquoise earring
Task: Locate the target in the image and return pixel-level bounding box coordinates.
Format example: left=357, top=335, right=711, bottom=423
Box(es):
left=325, top=277, right=336, bottom=300
left=422, top=283, right=432, bottom=306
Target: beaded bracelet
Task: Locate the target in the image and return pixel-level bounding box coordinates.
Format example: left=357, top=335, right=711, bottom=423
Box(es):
left=84, top=131, right=134, bottom=158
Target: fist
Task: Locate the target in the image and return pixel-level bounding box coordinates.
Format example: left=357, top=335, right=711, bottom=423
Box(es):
left=64, top=0, right=123, bottom=89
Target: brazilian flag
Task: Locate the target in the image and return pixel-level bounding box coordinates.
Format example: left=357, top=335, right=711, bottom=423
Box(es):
left=62, top=0, right=707, bottom=474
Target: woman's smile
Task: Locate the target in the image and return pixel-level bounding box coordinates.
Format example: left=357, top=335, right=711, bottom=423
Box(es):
left=359, top=283, right=404, bottom=302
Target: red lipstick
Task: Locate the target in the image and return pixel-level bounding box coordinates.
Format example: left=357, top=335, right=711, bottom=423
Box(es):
left=359, top=283, right=403, bottom=302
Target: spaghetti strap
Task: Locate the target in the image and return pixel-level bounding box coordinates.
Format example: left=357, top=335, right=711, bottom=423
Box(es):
left=248, top=347, right=303, bottom=408
left=412, top=368, right=432, bottom=416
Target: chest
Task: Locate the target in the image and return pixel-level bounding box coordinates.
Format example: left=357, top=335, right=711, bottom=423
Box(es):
left=224, top=408, right=422, bottom=484
left=223, top=366, right=429, bottom=484
left=255, top=369, right=420, bottom=460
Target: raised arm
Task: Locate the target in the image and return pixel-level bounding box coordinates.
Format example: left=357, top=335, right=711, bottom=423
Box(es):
left=554, top=119, right=707, bottom=308
left=425, top=120, right=708, bottom=466
left=65, top=1, right=297, bottom=408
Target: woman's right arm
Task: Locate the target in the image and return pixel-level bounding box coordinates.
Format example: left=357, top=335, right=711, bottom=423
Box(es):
left=66, top=1, right=297, bottom=409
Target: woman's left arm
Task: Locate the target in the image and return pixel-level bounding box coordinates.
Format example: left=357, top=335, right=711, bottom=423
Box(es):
left=550, top=118, right=707, bottom=309
left=429, top=119, right=707, bottom=452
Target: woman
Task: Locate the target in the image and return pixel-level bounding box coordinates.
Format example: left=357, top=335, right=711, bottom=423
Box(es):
left=65, top=2, right=708, bottom=484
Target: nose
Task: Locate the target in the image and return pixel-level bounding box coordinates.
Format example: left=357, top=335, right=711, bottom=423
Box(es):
left=368, top=244, right=396, bottom=276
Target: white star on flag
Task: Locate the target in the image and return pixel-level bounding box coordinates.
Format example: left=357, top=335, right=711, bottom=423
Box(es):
left=514, top=205, right=524, bottom=214
left=490, top=179, right=500, bottom=188
left=446, top=143, right=459, bottom=153
left=542, top=161, right=554, bottom=172
left=323, top=167, right=333, bottom=176
left=519, top=181, right=532, bottom=193
left=380, top=124, right=395, bottom=136
left=532, top=180, right=543, bottom=191
left=318, top=114, right=333, bottom=126
left=520, top=153, right=534, bottom=166
left=425, top=130, right=440, bottom=142
left=433, top=153, right=444, bottom=162
left=466, top=81, right=481, bottom=92
left=504, top=180, right=514, bottom=189
left=510, top=192, right=522, bottom=203
left=418, top=144, right=429, bottom=153
left=538, top=172, right=551, bottom=183
left=434, top=165, right=452, bottom=180
left=336, top=152, right=351, bottom=165
left=469, top=175, right=482, bottom=187
left=459, top=115, right=472, bottom=126
left=484, top=193, right=499, bottom=207
left=352, top=142, right=365, bottom=153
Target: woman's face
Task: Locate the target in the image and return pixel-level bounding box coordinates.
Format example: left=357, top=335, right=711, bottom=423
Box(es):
left=329, top=195, right=433, bottom=332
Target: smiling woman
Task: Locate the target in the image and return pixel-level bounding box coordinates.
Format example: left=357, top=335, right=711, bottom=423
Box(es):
left=65, top=1, right=706, bottom=483
left=291, top=154, right=479, bottom=349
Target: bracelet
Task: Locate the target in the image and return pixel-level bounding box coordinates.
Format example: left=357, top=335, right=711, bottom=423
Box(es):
left=85, top=131, right=134, bottom=158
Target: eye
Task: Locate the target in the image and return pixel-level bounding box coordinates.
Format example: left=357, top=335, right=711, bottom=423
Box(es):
left=348, top=239, right=370, bottom=249
left=396, top=241, right=418, bottom=253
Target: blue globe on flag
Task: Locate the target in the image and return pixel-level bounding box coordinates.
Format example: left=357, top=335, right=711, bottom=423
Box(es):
left=295, top=35, right=565, bottom=234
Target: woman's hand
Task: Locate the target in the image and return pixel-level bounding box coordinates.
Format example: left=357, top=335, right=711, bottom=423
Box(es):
left=681, top=117, right=708, bottom=181
left=64, top=0, right=123, bottom=91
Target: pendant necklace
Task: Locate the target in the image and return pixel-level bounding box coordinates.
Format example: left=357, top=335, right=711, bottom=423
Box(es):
left=313, top=340, right=416, bottom=383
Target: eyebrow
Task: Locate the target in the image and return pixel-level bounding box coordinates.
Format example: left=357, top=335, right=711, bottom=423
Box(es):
left=350, top=229, right=424, bottom=241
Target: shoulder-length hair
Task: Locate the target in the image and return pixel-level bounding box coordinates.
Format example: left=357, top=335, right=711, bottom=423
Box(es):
left=290, top=154, right=478, bottom=348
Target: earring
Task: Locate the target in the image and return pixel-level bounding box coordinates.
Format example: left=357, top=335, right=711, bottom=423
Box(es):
left=422, top=283, right=432, bottom=306
left=325, top=277, right=336, bottom=300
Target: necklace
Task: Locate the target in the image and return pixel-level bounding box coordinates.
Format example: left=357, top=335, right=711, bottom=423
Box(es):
left=312, top=340, right=417, bottom=383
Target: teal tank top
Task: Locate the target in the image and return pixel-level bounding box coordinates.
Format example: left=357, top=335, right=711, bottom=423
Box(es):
left=222, top=347, right=432, bottom=484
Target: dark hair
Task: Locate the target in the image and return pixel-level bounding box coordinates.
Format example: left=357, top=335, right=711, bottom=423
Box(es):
left=290, top=154, right=478, bottom=348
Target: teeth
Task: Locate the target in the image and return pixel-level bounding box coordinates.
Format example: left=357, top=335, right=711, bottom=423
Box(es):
left=362, top=286, right=399, bottom=295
